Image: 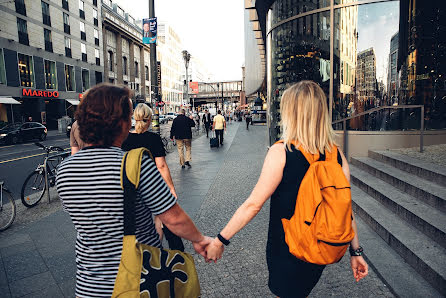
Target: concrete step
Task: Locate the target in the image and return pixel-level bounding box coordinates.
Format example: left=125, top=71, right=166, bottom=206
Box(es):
left=355, top=213, right=442, bottom=297
left=350, top=165, right=446, bottom=249
left=351, top=185, right=446, bottom=295
left=369, top=150, right=446, bottom=187
left=351, top=157, right=446, bottom=213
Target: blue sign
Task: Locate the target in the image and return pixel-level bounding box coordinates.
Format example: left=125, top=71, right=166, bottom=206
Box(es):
left=143, top=17, right=157, bottom=44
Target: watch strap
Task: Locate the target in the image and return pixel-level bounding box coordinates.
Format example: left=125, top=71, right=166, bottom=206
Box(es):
left=217, top=233, right=230, bottom=246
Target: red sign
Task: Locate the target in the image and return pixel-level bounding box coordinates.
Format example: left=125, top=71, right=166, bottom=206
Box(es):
left=22, top=89, right=59, bottom=98
left=189, top=82, right=198, bottom=94
left=79, top=93, right=83, bottom=99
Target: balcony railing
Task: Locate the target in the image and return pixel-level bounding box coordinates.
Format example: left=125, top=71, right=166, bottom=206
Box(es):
left=332, top=105, right=425, bottom=159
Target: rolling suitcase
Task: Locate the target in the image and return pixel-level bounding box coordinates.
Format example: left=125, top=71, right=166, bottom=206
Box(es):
left=210, top=131, right=219, bottom=148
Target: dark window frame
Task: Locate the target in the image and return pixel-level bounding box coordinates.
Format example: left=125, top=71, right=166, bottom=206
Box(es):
left=41, top=1, right=51, bottom=26
left=44, top=59, right=57, bottom=90
left=108, top=50, right=113, bottom=71
left=15, top=0, right=26, bottom=16
left=18, top=53, right=34, bottom=88
left=17, top=18, right=29, bottom=46
left=65, top=64, right=75, bottom=91
left=44, top=29, right=53, bottom=52
left=62, top=0, right=69, bottom=10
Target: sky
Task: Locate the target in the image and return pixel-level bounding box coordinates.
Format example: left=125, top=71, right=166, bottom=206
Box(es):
left=113, top=0, right=245, bottom=82
left=357, top=1, right=400, bottom=86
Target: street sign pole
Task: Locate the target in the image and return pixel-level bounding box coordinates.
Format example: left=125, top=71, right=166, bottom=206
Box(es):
left=149, top=0, right=160, bottom=134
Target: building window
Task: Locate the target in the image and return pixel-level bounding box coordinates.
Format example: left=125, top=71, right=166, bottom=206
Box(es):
left=65, top=37, right=71, bottom=57
left=80, top=21, right=86, bottom=40
left=63, top=12, right=70, bottom=34
left=145, top=65, right=149, bottom=80
left=95, top=48, right=100, bottom=66
left=81, top=43, right=87, bottom=62
left=18, top=53, right=34, bottom=88
left=0, top=49, right=6, bottom=84
left=17, top=18, right=29, bottom=46
left=44, top=29, right=53, bottom=52
left=93, top=0, right=97, bottom=7
left=123, top=57, right=127, bottom=75
left=82, top=69, right=90, bottom=91
left=94, top=29, right=99, bottom=46
left=93, top=8, right=98, bottom=26
left=108, top=50, right=113, bottom=71
left=65, top=65, right=75, bottom=91
left=44, top=60, right=57, bottom=89
left=79, top=0, right=85, bottom=19
left=62, top=0, right=69, bottom=10
left=41, top=1, right=51, bottom=26
left=15, top=0, right=26, bottom=16
left=135, top=61, right=139, bottom=77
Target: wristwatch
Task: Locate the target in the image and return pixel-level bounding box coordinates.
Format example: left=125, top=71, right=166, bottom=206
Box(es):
left=349, top=245, right=363, bottom=257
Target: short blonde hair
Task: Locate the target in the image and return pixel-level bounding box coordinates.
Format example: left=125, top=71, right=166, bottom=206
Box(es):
left=133, top=103, right=152, bottom=134
left=280, top=81, right=336, bottom=154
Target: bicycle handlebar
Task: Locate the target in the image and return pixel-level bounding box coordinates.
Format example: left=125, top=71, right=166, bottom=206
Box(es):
left=34, top=142, right=65, bottom=153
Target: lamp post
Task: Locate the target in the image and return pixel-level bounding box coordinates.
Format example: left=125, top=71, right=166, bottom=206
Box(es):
left=148, top=0, right=159, bottom=134
left=182, top=50, right=191, bottom=111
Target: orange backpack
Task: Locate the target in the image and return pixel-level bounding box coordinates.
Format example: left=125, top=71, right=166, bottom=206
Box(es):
left=278, top=141, right=355, bottom=265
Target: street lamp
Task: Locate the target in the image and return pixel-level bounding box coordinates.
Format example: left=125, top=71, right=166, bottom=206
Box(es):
left=182, top=50, right=191, bottom=111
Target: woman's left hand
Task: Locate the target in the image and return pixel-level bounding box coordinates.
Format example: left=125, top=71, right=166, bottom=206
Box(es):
left=350, top=255, right=368, bottom=282
left=206, top=238, right=224, bottom=263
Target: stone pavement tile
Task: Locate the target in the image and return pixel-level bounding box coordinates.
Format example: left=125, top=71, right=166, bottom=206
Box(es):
left=8, top=271, right=57, bottom=297
left=21, top=285, right=64, bottom=298
left=0, top=233, right=32, bottom=250
left=43, top=251, right=76, bottom=284
left=0, top=240, right=35, bottom=258
left=59, top=279, right=76, bottom=297
left=26, top=225, right=66, bottom=249
left=3, top=250, right=48, bottom=283
left=0, top=252, right=11, bottom=297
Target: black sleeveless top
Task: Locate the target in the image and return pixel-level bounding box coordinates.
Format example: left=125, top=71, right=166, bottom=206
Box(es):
left=266, top=144, right=342, bottom=297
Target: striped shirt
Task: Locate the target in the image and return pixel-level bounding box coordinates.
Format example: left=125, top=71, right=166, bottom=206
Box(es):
left=56, top=147, right=176, bottom=298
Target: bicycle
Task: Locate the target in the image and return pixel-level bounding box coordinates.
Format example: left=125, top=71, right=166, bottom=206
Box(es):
left=0, top=181, right=16, bottom=231
left=21, top=143, right=69, bottom=208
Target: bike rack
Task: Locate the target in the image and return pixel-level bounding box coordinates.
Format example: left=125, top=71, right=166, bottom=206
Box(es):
left=43, top=151, right=70, bottom=203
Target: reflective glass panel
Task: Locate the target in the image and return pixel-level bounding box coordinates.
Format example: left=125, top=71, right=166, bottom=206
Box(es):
left=268, top=11, right=331, bottom=144
left=271, top=0, right=330, bottom=27
left=44, top=60, right=57, bottom=89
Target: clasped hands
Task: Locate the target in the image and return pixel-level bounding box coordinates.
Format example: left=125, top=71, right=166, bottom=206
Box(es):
left=192, top=236, right=225, bottom=263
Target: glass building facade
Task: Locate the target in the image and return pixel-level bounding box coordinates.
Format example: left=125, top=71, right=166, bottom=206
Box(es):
left=266, top=0, right=446, bottom=145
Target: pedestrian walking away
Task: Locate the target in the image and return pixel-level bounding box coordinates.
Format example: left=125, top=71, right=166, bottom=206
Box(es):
left=213, top=110, right=226, bottom=146
left=170, top=108, right=195, bottom=168
left=245, top=112, right=252, bottom=130
left=56, top=83, right=212, bottom=298
left=206, top=81, right=368, bottom=298
left=122, top=103, right=184, bottom=251
left=202, top=109, right=212, bottom=138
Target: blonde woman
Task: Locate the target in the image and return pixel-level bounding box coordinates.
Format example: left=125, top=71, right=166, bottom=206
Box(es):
left=206, top=81, right=368, bottom=297
left=122, top=103, right=184, bottom=251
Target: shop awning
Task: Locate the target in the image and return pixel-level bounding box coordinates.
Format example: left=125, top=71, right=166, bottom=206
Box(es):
left=66, top=99, right=80, bottom=105
left=0, top=96, right=21, bottom=105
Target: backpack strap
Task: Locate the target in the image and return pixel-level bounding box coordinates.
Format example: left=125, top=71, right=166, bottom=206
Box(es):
left=324, top=145, right=338, bottom=162
left=274, top=140, right=338, bottom=164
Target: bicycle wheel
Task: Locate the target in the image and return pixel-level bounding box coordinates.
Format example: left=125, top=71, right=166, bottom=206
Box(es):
left=0, top=189, right=16, bottom=231
left=21, top=171, right=46, bottom=208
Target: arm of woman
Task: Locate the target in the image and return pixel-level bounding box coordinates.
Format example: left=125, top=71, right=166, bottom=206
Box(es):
left=206, top=143, right=286, bottom=261
left=155, top=156, right=177, bottom=198
left=339, top=150, right=368, bottom=282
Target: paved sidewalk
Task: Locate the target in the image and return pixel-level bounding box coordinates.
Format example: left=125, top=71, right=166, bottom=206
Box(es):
left=0, top=122, right=393, bottom=297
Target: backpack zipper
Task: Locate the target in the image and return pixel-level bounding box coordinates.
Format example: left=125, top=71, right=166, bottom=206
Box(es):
left=318, top=239, right=350, bottom=247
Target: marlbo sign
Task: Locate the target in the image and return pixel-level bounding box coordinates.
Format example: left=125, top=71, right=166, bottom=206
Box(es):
left=23, top=88, right=59, bottom=98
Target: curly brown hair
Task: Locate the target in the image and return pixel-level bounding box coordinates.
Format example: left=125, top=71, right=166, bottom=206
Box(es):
left=75, top=83, right=132, bottom=147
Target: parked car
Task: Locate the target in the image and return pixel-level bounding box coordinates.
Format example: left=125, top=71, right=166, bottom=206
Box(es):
left=165, top=112, right=177, bottom=121
left=159, top=115, right=167, bottom=124
left=0, top=122, right=47, bottom=145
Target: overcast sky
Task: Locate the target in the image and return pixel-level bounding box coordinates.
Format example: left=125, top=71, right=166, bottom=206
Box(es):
left=113, top=0, right=245, bottom=82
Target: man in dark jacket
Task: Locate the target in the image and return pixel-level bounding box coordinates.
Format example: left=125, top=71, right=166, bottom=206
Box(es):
left=202, top=109, right=212, bottom=137
left=170, top=109, right=195, bottom=168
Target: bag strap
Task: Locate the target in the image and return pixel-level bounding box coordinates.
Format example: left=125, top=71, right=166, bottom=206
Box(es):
left=121, top=148, right=154, bottom=236
left=274, top=140, right=338, bottom=164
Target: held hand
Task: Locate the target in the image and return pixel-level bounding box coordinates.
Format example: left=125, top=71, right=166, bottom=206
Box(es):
left=350, top=256, right=368, bottom=282
left=205, top=238, right=224, bottom=263
left=192, top=236, right=213, bottom=259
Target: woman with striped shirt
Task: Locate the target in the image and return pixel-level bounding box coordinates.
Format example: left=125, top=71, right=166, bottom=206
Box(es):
left=56, top=83, right=211, bottom=298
